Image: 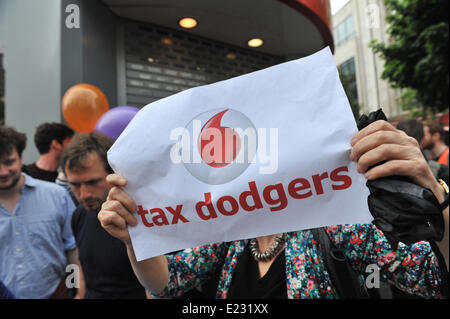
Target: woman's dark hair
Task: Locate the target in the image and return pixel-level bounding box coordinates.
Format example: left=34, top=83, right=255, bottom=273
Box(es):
left=0, top=125, right=27, bottom=159
left=61, top=132, right=114, bottom=174
left=34, top=123, right=74, bottom=154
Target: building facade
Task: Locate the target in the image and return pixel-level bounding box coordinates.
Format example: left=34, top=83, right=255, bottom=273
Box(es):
left=332, top=0, right=404, bottom=119
left=0, top=0, right=333, bottom=162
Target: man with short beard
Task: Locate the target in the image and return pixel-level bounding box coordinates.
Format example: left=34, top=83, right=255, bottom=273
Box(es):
left=397, top=119, right=448, bottom=184
left=61, top=132, right=146, bottom=299
left=422, top=121, right=449, bottom=166
left=0, top=125, right=79, bottom=299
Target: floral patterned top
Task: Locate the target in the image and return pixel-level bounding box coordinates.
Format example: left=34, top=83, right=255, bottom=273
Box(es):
left=151, top=224, right=444, bottom=299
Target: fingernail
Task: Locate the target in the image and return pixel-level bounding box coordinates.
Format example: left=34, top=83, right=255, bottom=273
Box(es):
left=350, top=138, right=358, bottom=146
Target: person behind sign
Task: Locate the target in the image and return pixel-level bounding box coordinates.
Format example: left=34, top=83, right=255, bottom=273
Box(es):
left=422, top=121, right=449, bottom=166
left=98, top=120, right=449, bottom=299
left=61, top=132, right=147, bottom=299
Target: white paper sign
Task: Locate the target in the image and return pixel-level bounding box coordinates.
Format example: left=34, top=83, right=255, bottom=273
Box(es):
left=108, top=47, right=372, bottom=261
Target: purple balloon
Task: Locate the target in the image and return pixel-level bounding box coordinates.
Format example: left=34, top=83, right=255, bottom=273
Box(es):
left=94, top=106, right=139, bottom=140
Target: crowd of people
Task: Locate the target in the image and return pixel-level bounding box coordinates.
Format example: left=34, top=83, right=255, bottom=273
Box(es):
left=0, top=116, right=448, bottom=299
left=0, top=124, right=147, bottom=299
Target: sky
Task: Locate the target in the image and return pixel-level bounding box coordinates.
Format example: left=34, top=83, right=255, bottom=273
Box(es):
left=330, top=0, right=350, bottom=15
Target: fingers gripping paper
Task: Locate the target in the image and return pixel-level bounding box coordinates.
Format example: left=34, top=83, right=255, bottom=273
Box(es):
left=108, top=47, right=372, bottom=261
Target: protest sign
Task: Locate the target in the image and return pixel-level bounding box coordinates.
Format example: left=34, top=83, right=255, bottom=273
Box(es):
left=108, top=47, right=372, bottom=261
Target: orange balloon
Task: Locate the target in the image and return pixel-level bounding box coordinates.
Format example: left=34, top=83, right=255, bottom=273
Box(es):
left=62, top=83, right=109, bottom=133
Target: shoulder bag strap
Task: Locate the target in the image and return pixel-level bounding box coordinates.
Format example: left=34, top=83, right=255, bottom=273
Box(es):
left=311, top=227, right=369, bottom=299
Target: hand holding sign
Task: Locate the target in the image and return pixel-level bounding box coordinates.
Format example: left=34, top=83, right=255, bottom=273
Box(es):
left=351, top=118, right=448, bottom=250
left=99, top=174, right=137, bottom=245
left=350, top=120, right=438, bottom=192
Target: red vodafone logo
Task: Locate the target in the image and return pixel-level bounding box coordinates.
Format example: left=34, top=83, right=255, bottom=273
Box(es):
left=181, top=108, right=258, bottom=185
left=198, top=109, right=241, bottom=168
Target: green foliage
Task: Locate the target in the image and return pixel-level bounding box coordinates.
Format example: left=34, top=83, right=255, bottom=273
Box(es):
left=398, top=88, right=427, bottom=118
left=370, top=0, right=449, bottom=113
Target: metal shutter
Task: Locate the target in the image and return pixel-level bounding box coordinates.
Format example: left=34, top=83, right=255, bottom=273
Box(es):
left=123, top=20, right=284, bottom=108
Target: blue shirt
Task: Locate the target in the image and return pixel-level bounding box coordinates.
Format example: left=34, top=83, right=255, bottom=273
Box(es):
left=0, top=174, right=76, bottom=298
